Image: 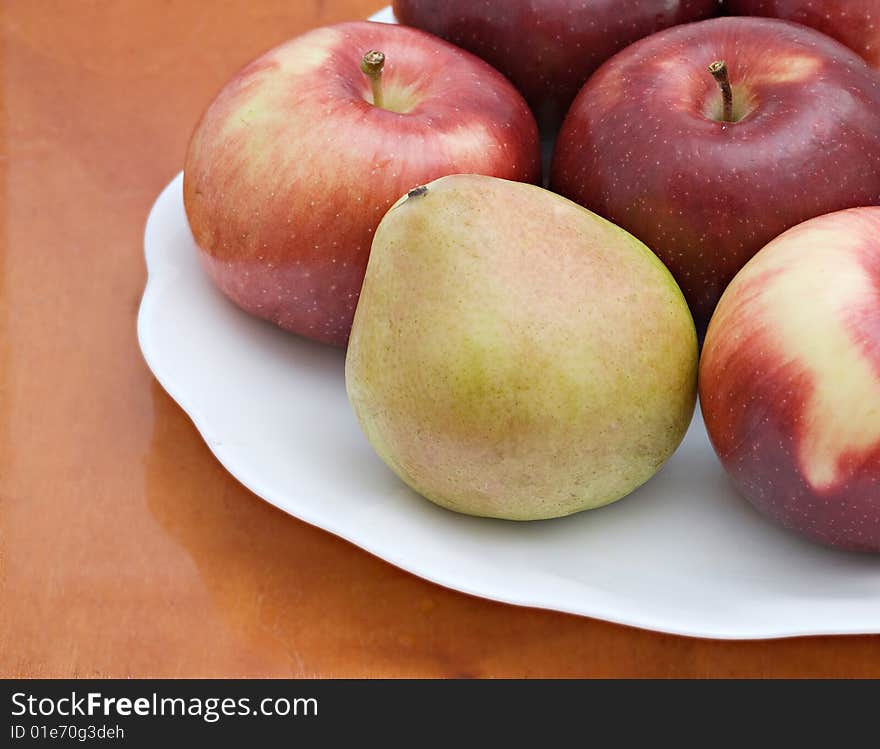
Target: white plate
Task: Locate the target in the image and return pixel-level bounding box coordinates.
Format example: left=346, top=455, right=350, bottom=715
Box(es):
left=138, top=8, right=880, bottom=640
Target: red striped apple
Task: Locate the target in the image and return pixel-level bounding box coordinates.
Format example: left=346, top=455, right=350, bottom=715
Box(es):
left=724, top=0, right=880, bottom=70
left=551, top=17, right=880, bottom=337
left=700, top=207, right=880, bottom=552
left=184, top=21, right=541, bottom=347
left=392, top=0, right=719, bottom=125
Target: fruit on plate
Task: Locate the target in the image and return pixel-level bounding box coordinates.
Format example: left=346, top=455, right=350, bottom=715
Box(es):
left=701, top=207, right=880, bottom=553
left=184, top=21, right=541, bottom=347
left=392, top=0, right=719, bottom=124
left=723, top=0, right=880, bottom=69
left=346, top=175, right=698, bottom=520
left=551, top=17, right=880, bottom=338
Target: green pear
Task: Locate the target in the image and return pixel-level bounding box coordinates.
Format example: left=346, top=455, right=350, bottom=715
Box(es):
left=345, top=175, right=698, bottom=520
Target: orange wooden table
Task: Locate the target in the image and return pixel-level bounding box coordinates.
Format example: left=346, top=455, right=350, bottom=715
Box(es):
left=2, top=0, right=879, bottom=678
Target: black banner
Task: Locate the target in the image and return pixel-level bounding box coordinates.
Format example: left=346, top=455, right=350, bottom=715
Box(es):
left=2, top=679, right=875, bottom=745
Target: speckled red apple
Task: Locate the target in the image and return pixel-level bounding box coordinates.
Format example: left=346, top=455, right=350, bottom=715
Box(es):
left=724, top=0, right=880, bottom=69
left=392, top=0, right=719, bottom=125
left=184, top=21, right=540, bottom=346
left=700, top=207, right=880, bottom=552
left=551, top=17, right=880, bottom=337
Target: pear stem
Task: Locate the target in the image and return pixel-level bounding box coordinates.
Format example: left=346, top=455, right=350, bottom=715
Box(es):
left=708, top=60, right=734, bottom=123
left=361, top=50, right=386, bottom=110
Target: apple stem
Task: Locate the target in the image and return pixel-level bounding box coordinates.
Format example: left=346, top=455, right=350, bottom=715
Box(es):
left=361, top=50, right=386, bottom=110
left=708, top=60, right=734, bottom=123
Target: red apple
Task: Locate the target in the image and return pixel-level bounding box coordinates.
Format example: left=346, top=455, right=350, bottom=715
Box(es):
left=550, top=17, right=880, bottom=337
left=700, top=207, right=880, bottom=552
left=392, top=0, right=719, bottom=125
left=184, top=21, right=541, bottom=346
left=724, top=0, right=880, bottom=69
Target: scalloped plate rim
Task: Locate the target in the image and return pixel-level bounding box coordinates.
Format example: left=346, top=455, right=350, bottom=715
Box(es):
left=136, top=6, right=880, bottom=641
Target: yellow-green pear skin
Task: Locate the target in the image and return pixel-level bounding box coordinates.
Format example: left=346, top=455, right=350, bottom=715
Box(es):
left=345, top=175, right=698, bottom=520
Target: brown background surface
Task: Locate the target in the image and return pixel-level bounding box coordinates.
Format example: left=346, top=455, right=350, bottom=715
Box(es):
left=2, top=0, right=879, bottom=678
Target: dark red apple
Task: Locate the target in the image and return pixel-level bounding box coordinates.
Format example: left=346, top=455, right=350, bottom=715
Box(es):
left=700, top=207, right=880, bottom=552
left=724, top=0, right=880, bottom=69
left=392, top=0, right=719, bottom=124
left=184, top=21, right=541, bottom=347
left=551, top=17, right=880, bottom=336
